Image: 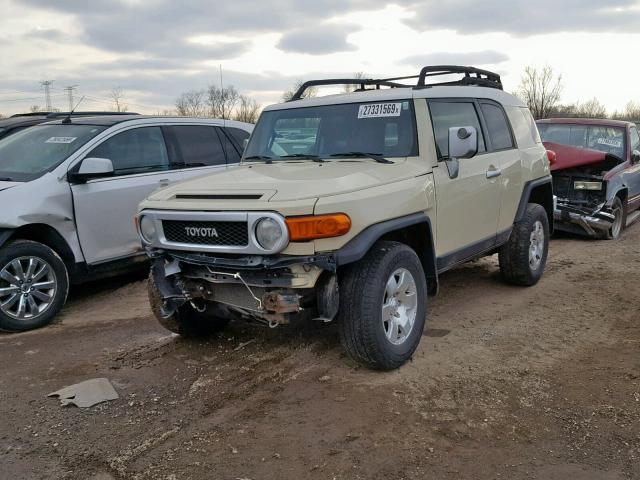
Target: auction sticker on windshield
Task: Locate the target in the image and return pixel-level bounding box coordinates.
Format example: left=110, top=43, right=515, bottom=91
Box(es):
left=358, top=103, right=402, bottom=119
left=45, top=137, right=77, bottom=144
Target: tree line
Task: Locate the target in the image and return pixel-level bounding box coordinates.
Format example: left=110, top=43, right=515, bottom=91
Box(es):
left=517, top=66, right=639, bottom=121
left=174, top=85, right=260, bottom=123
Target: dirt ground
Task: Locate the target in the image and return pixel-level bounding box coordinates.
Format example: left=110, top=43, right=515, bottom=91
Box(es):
left=1, top=226, right=639, bottom=480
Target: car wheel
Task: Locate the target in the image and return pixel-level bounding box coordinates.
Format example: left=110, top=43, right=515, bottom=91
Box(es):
left=0, top=240, right=69, bottom=332
left=603, top=197, right=625, bottom=240
left=147, top=273, right=230, bottom=336
left=338, top=241, right=427, bottom=370
left=499, top=203, right=550, bottom=287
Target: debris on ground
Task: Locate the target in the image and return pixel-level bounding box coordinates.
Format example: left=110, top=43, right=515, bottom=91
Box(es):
left=48, top=378, right=119, bottom=408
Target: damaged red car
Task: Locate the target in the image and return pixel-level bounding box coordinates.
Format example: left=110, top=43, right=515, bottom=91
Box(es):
left=537, top=118, right=640, bottom=239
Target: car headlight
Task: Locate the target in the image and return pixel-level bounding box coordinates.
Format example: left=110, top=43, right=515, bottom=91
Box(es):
left=574, top=181, right=602, bottom=191
left=255, top=217, right=283, bottom=250
left=138, top=215, right=157, bottom=243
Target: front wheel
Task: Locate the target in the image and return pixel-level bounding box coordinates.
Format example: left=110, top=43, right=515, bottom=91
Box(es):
left=0, top=240, right=69, bottom=331
left=499, top=203, right=549, bottom=286
left=147, top=273, right=230, bottom=336
left=338, top=241, right=427, bottom=370
left=603, top=197, right=625, bottom=240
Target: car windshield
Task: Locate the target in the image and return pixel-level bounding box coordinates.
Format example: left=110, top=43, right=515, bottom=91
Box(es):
left=0, top=124, right=106, bottom=182
left=538, top=123, right=626, bottom=160
left=244, top=100, right=418, bottom=161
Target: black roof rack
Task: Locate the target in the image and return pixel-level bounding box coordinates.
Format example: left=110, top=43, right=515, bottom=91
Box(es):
left=288, top=65, right=502, bottom=101
left=10, top=111, right=139, bottom=118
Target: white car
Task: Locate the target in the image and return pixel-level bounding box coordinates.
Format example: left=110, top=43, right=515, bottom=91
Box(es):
left=0, top=115, right=253, bottom=331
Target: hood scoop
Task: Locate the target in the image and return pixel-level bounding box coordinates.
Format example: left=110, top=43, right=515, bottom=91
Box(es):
left=174, top=193, right=265, bottom=200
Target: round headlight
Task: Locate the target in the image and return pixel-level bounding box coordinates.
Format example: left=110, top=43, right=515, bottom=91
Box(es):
left=255, top=217, right=283, bottom=250
left=139, top=215, right=157, bottom=243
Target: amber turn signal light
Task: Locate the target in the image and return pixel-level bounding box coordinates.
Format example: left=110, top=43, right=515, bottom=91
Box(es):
left=286, top=214, right=351, bottom=241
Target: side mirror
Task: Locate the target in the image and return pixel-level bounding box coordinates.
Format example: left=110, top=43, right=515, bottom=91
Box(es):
left=68, top=157, right=114, bottom=184
left=444, top=126, right=478, bottom=179
left=632, top=150, right=640, bottom=164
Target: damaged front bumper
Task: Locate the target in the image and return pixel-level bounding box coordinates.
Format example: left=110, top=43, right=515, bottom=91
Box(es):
left=150, top=249, right=339, bottom=328
left=553, top=197, right=615, bottom=236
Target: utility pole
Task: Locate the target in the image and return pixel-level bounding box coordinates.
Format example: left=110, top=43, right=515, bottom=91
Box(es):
left=40, top=80, right=54, bottom=111
left=64, top=85, right=78, bottom=112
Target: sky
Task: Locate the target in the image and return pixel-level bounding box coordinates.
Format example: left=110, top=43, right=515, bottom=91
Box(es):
left=0, top=0, right=639, bottom=116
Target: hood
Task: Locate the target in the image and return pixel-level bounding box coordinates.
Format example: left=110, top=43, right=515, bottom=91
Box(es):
left=148, top=159, right=427, bottom=203
left=544, top=142, right=613, bottom=172
left=0, top=181, right=21, bottom=192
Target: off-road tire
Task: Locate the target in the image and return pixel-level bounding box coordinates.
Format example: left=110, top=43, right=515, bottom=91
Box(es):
left=499, top=203, right=549, bottom=286
left=602, top=196, right=625, bottom=240
left=338, top=241, right=427, bottom=370
left=0, top=240, right=69, bottom=332
left=148, top=273, right=230, bottom=336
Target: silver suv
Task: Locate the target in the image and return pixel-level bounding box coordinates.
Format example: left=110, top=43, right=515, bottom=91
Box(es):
left=138, top=66, right=553, bottom=370
left=0, top=115, right=253, bottom=331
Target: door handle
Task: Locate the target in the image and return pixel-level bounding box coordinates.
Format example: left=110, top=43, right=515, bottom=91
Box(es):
left=159, top=178, right=170, bottom=187
left=486, top=167, right=502, bottom=179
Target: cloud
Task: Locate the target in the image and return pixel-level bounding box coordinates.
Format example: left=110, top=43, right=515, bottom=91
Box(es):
left=404, top=0, right=640, bottom=35
left=277, top=25, right=358, bottom=54
left=401, top=51, right=509, bottom=68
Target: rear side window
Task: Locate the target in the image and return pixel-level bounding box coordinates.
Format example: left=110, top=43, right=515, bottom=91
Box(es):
left=168, top=126, right=226, bottom=167
left=480, top=103, right=514, bottom=150
left=428, top=101, right=486, bottom=158
left=89, top=126, right=169, bottom=175
left=630, top=127, right=639, bottom=151
left=226, top=127, right=250, bottom=151
left=506, top=106, right=541, bottom=148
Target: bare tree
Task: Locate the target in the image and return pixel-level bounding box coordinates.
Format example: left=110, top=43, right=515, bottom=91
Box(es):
left=517, top=66, right=563, bottom=119
left=233, top=95, right=260, bottom=123
left=574, top=98, right=607, bottom=119
left=30, top=105, right=43, bottom=113
left=282, top=80, right=318, bottom=102
left=175, top=89, right=207, bottom=117
left=110, top=87, right=128, bottom=112
left=612, top=101, right=640, bottom=121
left=207, top=85, right=239, bottom=119
left=343, top=72, right=368, bottom=93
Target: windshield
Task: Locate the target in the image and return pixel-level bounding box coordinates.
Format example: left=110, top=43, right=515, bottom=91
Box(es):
left=244, top=100, right=418, bottom=161
left=538, top=123, right=626, bottom=160
left=0, top=124, right=106, bottom=182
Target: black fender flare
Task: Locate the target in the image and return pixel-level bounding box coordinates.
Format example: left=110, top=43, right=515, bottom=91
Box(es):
left=334, top=212, right=439, bottom=294
left=515, top=176, right=554, bottom=233
left=0, top=229, right=14, bottom=249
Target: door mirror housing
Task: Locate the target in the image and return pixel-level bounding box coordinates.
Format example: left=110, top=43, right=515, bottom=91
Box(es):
left=68, top=157, right=114, bottom=184
left=444, top=126, right=478, bottom=179
left=632, top=150, right=640, bottom=164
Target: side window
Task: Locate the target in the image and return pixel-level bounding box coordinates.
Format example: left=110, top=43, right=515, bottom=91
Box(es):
left=226, top=127, right=251, bottom=151
left=480, top=103, right=514, bottom=150
left=428, top=101, right=486, bottom=158
left=219, top=128, right=242, bottom=163
left=630, top=127, right=640, bottom=151
left=169, top=126, right=226, bottom=167
left=89, top=126, right=169, bottom=175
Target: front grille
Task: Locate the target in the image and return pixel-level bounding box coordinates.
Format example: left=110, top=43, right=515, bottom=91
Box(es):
left=162, top=220, right=248, bottom=246
left=553, top=176, right=571, bottom=199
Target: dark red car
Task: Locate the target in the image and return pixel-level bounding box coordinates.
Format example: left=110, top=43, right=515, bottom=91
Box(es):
left=537, top=118, right=640, bottom=239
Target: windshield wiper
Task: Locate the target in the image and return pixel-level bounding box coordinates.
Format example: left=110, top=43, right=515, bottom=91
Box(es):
left=280, top=154, right=324, bottom=162
left=244, top=155, right=273, bottom=164
left=329, top=152, right=393, bottom=164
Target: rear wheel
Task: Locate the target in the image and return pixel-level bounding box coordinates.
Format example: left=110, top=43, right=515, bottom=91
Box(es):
left=499, top=204, right=549, bottom=286
left=147, top=273, right=230, bottom=336
left=0, top=240, right=69, bottom=331
left=338, top=241, right=427, bottom=370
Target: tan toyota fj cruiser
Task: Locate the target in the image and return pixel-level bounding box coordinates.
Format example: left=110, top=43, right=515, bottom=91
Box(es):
left=137, top=66, right=553, bottom=370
